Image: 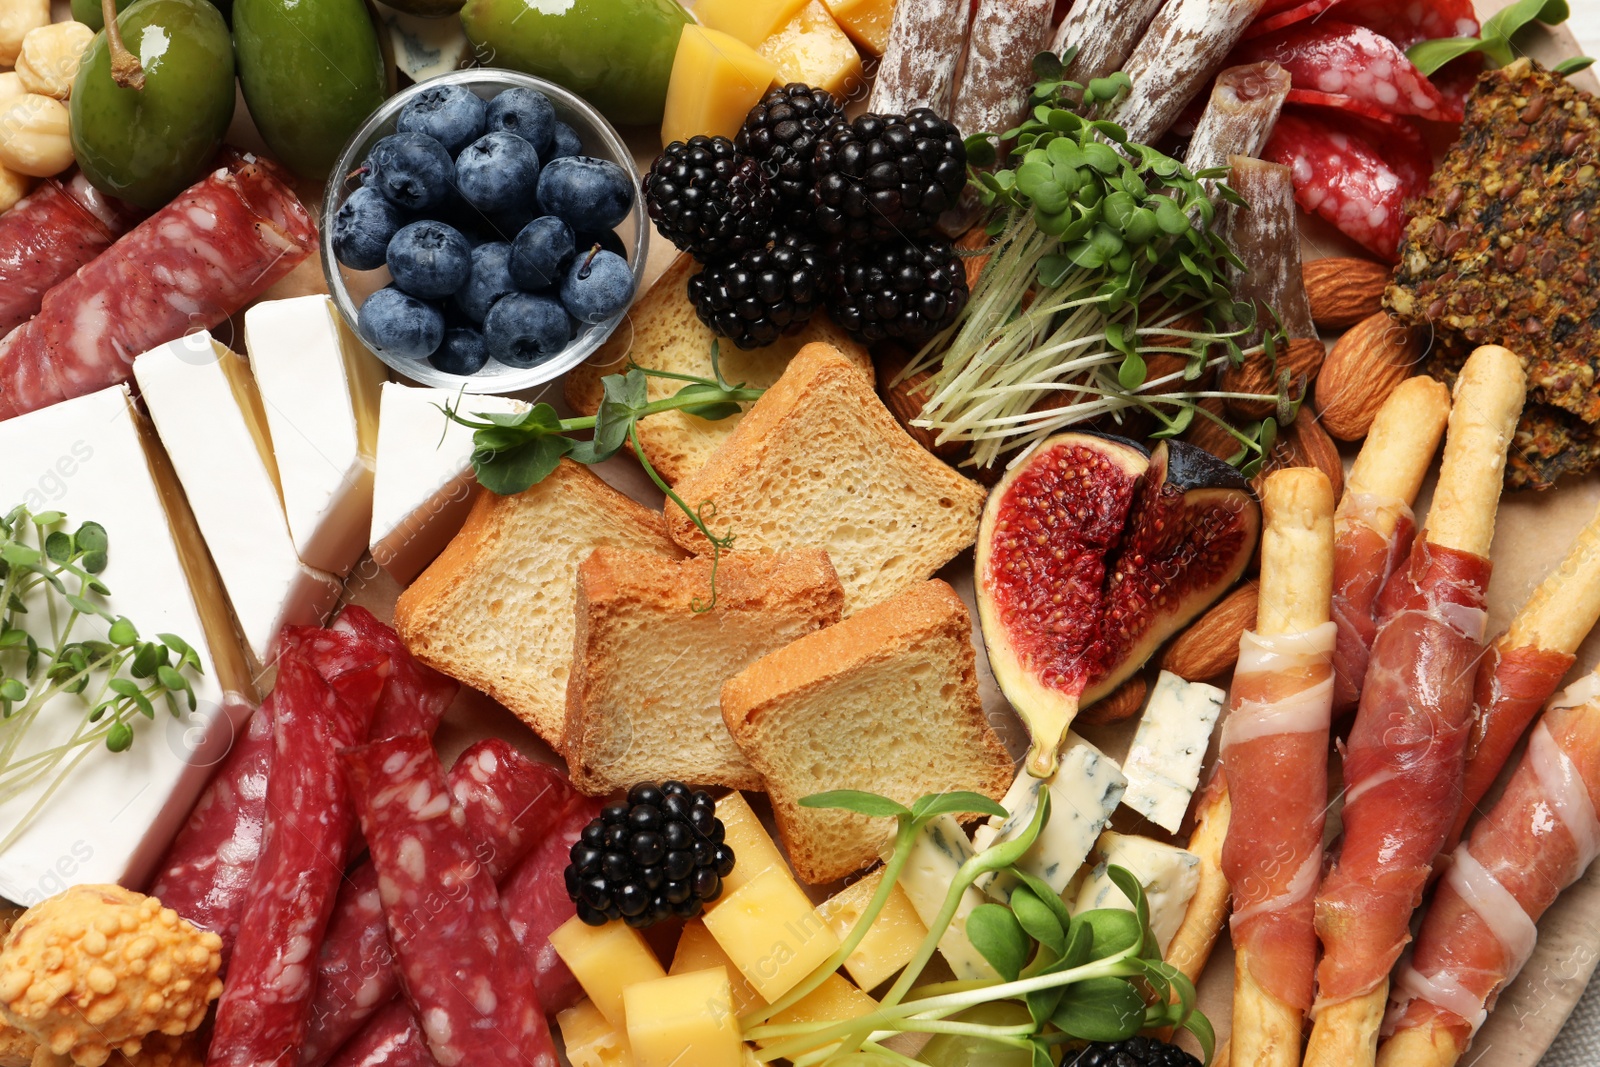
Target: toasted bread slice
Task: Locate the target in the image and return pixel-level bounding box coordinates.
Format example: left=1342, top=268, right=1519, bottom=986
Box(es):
left=663, top=343, right=988, bottom=614
left=564, top=547, right=846, bottom=795
left=722, top=580, right=1014, bottom=883
left=564, top=254, right=873, bottom=485
left=394, top=460, right=685, bottom=747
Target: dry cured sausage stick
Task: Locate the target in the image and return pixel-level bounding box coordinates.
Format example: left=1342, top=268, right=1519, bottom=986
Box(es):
left=1446, top=504, right=1600, bottom=847
left=1222, top=156, right=1316, bottom=342
left=1049, top=0, right=1163, bottom=86
left=1377, top=670, right=1600, bottom=1067
left=300, top=743, right=582, bottom=1067
left=0, top=152, right=316, bottom=420
left=1186, top=64, right=1292, bottom=178
left=343, top=734, right=558, bottom=1067
left=1221, top=467, right=1336, bottom=1067
left=1329, top=376, right=1451, bottom=716
left=866, top=0, right=970, bottom=115
left=206, top=649, right=386, bottom=1067
left=0, top=172, right=141, bottom=336
left=1305, top=345, right=1526, bottom=1067
left=1116, top=0, right=1271, bottom=144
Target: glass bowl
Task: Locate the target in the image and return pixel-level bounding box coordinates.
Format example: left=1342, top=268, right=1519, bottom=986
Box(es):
left=321, top=69, right=649, bottom=394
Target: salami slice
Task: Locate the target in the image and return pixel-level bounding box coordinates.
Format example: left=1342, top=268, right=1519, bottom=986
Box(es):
left=1232, top=22, right=1457, bottom=121
left=343, top=734, right=558, bottom=1067
left=501, top=796, right=607, bottom=1015
left=0, top=152, right=317, bottom=420
left=1246, top=0, right=1478, bottom=45
left=332, top=606, right=459, bottom=740
left=300, top=742, right=582, bottom=1067
left=328, top=1001, right=440, bottom=1067
left=206, top=649, right=386, bottom=1067
left=0, top=171, right=142, bottom=336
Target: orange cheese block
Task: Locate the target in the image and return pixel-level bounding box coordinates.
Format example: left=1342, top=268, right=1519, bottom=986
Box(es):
left=695, top=0, right=810, bottom=47
left=758, top=1, right=864, bottom=98
left=661, top=25, right=777, bottom=147
left=822, top=0, right=894, bottom=55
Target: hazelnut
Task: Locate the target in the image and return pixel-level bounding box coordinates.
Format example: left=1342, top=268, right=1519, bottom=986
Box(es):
left=16, top=22, right=95, bottom=100
left=0, top=92, right=71, bottom=178
left=0, top=0, right=49, bottom=67
left=0, top=161, right=28, bottom=212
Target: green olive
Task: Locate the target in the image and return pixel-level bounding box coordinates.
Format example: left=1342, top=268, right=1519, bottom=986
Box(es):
left=70, top=0, right=236, bottom=210
left=71, top=0, right=231, bottom=31
left=233, top=0, right=388, bottom=181
left=381, top=0, right=466, bottom=15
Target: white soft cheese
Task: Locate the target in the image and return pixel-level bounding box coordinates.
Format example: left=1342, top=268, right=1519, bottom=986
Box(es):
left=1120, top=671, right=1225, bottom=833
left=1071, top=832, right=1202, bottom=956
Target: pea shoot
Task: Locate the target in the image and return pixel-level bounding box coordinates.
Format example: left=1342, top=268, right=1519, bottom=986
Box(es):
left=0, top=505, right=204, bottom=855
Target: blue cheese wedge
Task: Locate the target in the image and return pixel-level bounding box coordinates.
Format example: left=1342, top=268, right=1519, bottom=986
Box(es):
left=895, top=815, right=997, bottom=981
left=1120, top=671, right=1225, bottom=833
left=0, top=386, right=253, bottom=904
left=1070, top=832, right=1201, bottom=956
left=973, top=733, right=1126, bottom=901
left=374, top=3, right=476, bottom=82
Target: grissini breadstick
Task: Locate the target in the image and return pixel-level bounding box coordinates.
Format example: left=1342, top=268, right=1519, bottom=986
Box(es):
left=1165, top=771, right=1232, bottom=985
left=1329, top=376, right=1452, bottom=714
left=1447, top=501, right=1600, bottom=848
left=1221, top=468, right=1336, bottom=1067
left=1305, top=345, right=1526, bottom=1067
left=1378, top=666, right=1600, bottom=1067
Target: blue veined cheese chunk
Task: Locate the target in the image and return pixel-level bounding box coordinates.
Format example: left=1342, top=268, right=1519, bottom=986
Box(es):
left=1120, top=671, right=1225, bottom=833
left=972, top=733, right=1127, bottom=902
left=1071, top=831, right=1201, bottom=956
left=895, top=815, right=996, bottom=981
left=375, top=3, right=476, bottom=81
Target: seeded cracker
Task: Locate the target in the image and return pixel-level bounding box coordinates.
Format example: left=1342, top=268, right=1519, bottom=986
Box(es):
left=1386, top=58, right=1600, bottom=490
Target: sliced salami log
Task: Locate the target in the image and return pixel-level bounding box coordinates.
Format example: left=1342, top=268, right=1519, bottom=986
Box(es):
left=1050, top=0, right=1164, bottom=85
left=1232, top=21, right=1457, bottom=121
left=207, top=649, right=386, bottom=1067
left=343, top=734, right=558, bottom=1067
left=328, top=1001, right=440, bottom=1067
left=1116, top=0, right=1271, bottom=144
left=866, top=0, right=970, bottom=115
left=300, top=743, right=582, bottom=1067
left=502, top=795, right=607, bottom=1014
left=332, top=606, right=459, bottom=740
left=0, top=152, right=317, bottom=420
left=1185, top=62, right=1292, bottom=176
left=0, top=172, right=142, bottom=336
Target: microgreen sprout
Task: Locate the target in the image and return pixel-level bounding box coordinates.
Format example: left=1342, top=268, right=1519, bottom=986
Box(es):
left=0, top=505, right=203, bottom=855
left=739, top=788, right=1213, bottom=1066
left=444, top=343, right=764, bottom=610
left=1407, top=0, right=1592, bottom=76
left=901, top=54, right=1294, bottom=474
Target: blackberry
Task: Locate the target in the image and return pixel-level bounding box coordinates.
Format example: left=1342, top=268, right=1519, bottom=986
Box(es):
left=687, top=233, right=834, bottom=350
left=565, top=781, right=736, bottom=928
left=828, top=236, right=967, bottom=344
left=1071, top=1037, right=1202, bottom=1067
left=736, top=83, right=845, bottom=207
left=642, top=136, right=777, bottom=261
left=811, top=109, right=967, bottom=241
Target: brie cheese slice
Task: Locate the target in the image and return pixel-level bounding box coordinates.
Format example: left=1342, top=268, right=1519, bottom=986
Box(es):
left=134, top=333, right=341, bottom=665
left=0, top=386, right=253, bottom=904
left=244, top=296, right=385, bottom=577
left=370, top=383, right=527, bottom=584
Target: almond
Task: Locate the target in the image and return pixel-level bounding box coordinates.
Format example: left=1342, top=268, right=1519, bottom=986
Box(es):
left=1251, top=416, right=1345, bottom=502
left=1221, top=337, right=1326, bottom=419
left=1183, top=395, right=1237, bottom=462
left=1312, top=311, right=1424, bottom=441
left=1159, top=583, right=1259, bottom=682
left=956, top=224, right=992, bottom=290
left=1078, top=674, right=1148, bottom=726
left=1303, top=257, right=1391, bottom=330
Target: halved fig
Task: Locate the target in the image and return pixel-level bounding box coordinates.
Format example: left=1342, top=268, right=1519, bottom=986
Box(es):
left=976, top=435, right=1260, bottom=777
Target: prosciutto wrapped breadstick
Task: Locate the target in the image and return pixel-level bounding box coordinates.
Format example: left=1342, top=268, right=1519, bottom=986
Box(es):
left=1186, top=64, right=1292, bottom=176
left=1446, top=503, right=1600, bottom=846
left=866, top=0, right=970, bottom=115
left=1116, top=0, right=1272, bottom=143
left=1305, top=345, right=1526, bottom=1067
left=1377, top=668, right=1600, bottom=1067
left=1049, top=0, right=1162, bottom=85
left=1221, top=467, right=1336, bottom=1067
left=1329, top=377, right=1452, bottom=715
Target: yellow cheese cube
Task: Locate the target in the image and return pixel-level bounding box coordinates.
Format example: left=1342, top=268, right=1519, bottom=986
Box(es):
left=761, top=974, right=881, bottom=1054
left=822, top=0, right=894, bottom=54
left=702, top=865, right=842, bottom=1002
left=557, top=999, right=636, bottom=1067
left=758, top=1, right=864, bottom=98
left=696, top=0, right=809, bottom=46
left=548, top=918, right=667, bottom=1028
left=624, top=967, right=743, bottom=1067
left=661, top=26, right=777, bottom=147
left=716, top=791, right=788, bottom=896
left=671, top=920, right=766, bottom=1015
left=817, top=870, right=929, bottom=991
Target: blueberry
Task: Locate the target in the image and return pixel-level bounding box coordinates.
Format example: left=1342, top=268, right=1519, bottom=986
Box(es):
left=537, top=156, right=633, bottom=232
left=386, top=220, right=473, bottom=300
left=561, top=249, right=634, bottom=323
left=548, top=121, right=583, bottom=160
left=456, top=132, right=541, bottom=214
left=453, top=241, right=517, bottom=324
left=485, top=87, right=555, bottom=155
left=332, top=186, right=406, bottom=271
left=484, top=292, right=572, bottom=367
left=358, top=287, right=444, bottom=360
left=576, top=229, right=627, bottom=260
left=509, top=216, right=575, bottom=290
left=430, top=327, right=489, bottom=376
left=396, top=84, right=486, bottom=156
left=366, top=132, right=455, bottom=212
